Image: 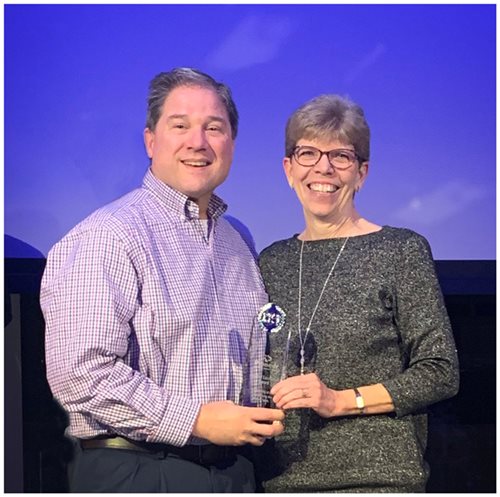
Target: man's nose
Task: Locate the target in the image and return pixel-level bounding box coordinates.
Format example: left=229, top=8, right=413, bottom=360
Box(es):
left=186, top=127, right=208, bottom=149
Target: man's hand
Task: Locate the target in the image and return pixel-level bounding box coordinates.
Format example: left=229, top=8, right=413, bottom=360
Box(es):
left=192, top=401, right=285, bottom=446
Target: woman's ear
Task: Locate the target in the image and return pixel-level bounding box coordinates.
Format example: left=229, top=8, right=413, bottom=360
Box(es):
left=283, top=157, right=294, bottom=189
left=356, top=161, right=369, bottom=191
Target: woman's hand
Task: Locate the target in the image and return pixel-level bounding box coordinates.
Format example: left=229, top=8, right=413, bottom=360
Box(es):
left=270, top=373, right=341, bottom=418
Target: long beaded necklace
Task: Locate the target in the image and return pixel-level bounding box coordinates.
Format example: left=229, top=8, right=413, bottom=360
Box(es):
left=297, top=237, right=350, bottom=375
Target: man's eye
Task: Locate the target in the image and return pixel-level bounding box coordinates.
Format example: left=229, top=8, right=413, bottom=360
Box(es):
left=173, top=123, right=186, bottom=129
left=207, top=125, right=222, bottom=132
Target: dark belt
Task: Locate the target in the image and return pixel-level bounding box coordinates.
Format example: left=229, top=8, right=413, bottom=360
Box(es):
left=79, top=435, right=239, bottom=466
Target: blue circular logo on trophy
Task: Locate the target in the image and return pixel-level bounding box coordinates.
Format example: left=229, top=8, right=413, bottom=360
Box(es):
left=257, top=303, right=286, bottom=333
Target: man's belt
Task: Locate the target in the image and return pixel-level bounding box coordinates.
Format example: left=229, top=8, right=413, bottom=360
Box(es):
left=79, top=435, right=241, bottom=466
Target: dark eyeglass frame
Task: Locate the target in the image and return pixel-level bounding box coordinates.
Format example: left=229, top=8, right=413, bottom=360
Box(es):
left=291, top=145, right=366, bottom=170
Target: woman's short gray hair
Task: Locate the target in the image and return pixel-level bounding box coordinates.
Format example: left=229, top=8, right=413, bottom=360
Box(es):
left=145, top=67, right=239, bottom=139
left=285, top=94, right=370, bottom=161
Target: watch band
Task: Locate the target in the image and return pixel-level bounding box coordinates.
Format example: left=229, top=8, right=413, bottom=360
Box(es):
left=353, top=388, right=365, bottom=414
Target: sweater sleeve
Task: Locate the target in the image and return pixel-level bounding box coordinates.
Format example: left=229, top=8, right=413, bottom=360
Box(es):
left=382, top=232, right=459, bottom=417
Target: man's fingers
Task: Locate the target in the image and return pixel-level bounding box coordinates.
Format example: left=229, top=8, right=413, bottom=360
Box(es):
left=247, top=435, right=266, bottom=446
left=246, top=422, right=284, bottom=445
left=252, top=420, right=284, bottom=438
left=249, top=407, right=285, bottom=422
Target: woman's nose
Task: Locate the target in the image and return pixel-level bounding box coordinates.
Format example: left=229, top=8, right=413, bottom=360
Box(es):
left=313, top=154, right=334, bottom=174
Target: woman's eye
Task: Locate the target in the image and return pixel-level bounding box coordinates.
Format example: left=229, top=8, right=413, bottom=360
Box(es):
left=335, top=152, right=353, bottom=162
left=299, top=150, right=315, bottom=157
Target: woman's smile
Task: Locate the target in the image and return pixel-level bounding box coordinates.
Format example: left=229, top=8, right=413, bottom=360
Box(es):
left=307, top=182, right=339, bottom=194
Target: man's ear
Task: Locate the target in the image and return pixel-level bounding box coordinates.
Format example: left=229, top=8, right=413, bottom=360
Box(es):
left=144, top=128, right=154, bottom=159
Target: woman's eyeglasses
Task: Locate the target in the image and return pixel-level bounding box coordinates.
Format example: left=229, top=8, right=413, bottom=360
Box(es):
left=291, top=146, right=365, bottom=170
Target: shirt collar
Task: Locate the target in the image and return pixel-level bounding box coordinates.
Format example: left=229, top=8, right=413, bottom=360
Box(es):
left=142, top=168, right=227, bottom=221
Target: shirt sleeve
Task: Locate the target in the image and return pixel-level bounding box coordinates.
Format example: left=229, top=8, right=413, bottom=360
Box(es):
left=41, top=226, right=201, bottom=446
left=382, top=233, right=460, bottom=417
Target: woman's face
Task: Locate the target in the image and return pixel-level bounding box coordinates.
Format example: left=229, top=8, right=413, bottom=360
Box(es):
left=283, top=137, right=368, bottom=224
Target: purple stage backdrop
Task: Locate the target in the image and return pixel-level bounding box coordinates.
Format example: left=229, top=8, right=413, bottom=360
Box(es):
left=5, top=4, right=496, bottom=260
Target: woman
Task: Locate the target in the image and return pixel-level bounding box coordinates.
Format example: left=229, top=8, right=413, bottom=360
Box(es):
left=256, top=95, right=459, bottom=492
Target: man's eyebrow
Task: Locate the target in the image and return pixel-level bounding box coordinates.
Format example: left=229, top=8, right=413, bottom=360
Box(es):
left=166, top=114, right=227, bottom=123
left=166, top=114, right=188, bottom=120
left=205, top=116, right=226, bottom=123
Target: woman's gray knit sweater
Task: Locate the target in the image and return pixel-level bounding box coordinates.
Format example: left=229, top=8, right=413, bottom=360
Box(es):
left=256, top=226, right=459, bottom=493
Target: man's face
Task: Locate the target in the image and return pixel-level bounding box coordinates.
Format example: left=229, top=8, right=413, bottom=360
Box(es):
left=144, top=85, right=234, bottom=215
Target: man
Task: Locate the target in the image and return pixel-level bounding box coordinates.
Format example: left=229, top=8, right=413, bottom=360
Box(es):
left=40, top=67, right=284, bottom=493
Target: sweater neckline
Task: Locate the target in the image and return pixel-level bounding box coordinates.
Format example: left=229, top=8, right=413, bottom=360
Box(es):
left=292, top=225, right=389, bottom=244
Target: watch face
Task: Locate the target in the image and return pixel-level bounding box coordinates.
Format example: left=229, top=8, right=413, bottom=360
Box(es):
left=354, top=389, right=365, bottom=410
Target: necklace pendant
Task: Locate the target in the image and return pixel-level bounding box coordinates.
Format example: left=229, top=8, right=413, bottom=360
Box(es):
left=300, top=348, right=305, bottom=375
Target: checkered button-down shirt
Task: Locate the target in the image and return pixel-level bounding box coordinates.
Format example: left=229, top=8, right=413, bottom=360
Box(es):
left=41, top=169, right=268, bottom=447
